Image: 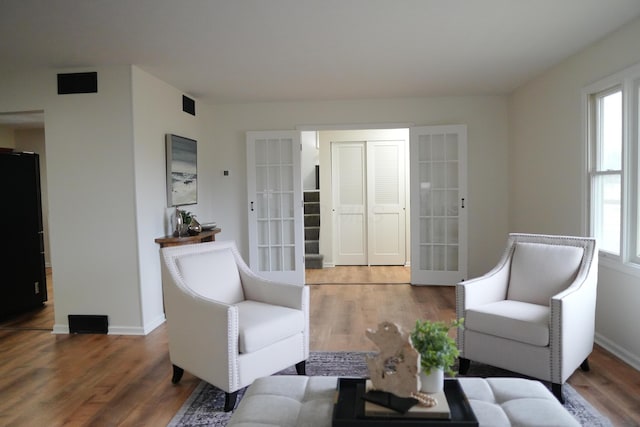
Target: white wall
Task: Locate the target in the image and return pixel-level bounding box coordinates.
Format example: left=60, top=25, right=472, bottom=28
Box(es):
left=0, top=65, right=204, bottom=334
left=510, top=17, right=640, bottom=368
left=203, top=96, right=509, bottom=278
left=0, top=126, right=15, bottom=147
left=45, top=66, right=142, bottom=333
left=131, top=66, right=204, bottom=333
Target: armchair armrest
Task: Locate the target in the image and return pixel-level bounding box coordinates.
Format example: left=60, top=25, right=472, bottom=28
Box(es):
left=549, top=253, right=598, bottom=382
left=236, top=265, right=310, bottom=359
left=457, top=255, right=511, bottom=311
left=163, top=277, right=241, bottom=391
left=238, top=265, right=308, bottom=311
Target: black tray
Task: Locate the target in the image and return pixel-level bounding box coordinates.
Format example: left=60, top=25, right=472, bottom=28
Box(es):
left=332, top=378, right=478, bottom=427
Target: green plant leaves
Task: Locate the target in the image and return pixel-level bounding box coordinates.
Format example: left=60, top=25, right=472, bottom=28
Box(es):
left=410, top=318, right=463, bottom=376
left=178, top=209, right=194, bottom=224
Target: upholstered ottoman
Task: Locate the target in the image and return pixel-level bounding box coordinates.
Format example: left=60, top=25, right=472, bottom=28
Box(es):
left=227, top=376, right=337, bottom=427
left=227, top=376, right=579, bottom=427
left=459, top=377, right=579, bottom=427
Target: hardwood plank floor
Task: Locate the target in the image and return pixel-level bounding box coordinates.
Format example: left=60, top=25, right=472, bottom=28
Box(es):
left=305, top=265, right=410, bottom=284
left=0, top=268, right=638, bottom=426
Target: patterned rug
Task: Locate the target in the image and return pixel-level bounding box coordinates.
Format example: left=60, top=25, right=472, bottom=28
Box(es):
left=167, top=351, right=612, bottom=427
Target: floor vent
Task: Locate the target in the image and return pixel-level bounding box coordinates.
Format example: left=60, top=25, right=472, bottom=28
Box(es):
left=68, top=314, right=108, bottom=334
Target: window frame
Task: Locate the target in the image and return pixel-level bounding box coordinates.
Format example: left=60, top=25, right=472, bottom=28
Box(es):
left=630, top=77, right=640, bottom=265
left=588, top=86, right=623, bottom=258
left=583, top=62, right=640, bottom=274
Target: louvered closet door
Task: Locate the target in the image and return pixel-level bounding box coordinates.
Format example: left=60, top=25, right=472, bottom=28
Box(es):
left=331, top=140, right=406, bottom=266
left=246, top=131, right=304, bottom=284
left=367, top=140, right=406, bottom=265
left=332, top=141, right=367, bottom=265
left=410, top=125, right=467, bottom=285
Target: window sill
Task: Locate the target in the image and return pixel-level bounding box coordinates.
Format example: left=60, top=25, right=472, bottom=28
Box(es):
left=599, top=253, right=640, bottom=278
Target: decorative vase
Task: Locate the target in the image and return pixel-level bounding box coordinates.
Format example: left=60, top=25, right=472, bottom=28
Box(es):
left=174, top=209, right=186, bottom=237
left=420, top=368, right=444, bottom=393
left=188, top=217, right=202, bottom=235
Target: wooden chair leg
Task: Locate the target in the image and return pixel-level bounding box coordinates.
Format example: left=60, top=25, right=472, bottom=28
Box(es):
left=224, top=391, right=238, bottom=412
left=295, top=360, right=307, bottom=375
left=171, top=365, right=184, bottom=384
left=552, top=383, right=564, bottom=404
left=580, top=358, right=590, bottom=372
left=458, top=357, right=470, bottom=375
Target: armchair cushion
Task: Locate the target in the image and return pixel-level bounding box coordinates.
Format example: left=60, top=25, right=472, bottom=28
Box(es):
left=237, top=300, right=305, bottom=354
left=176, top=248, right=245, bottom=304
left=507, top=242, right=583, bottom=305
left=465, top=300, right=549, bottom=347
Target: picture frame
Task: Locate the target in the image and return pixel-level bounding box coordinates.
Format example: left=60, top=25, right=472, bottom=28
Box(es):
left=166, top=134, right=197, bottom=206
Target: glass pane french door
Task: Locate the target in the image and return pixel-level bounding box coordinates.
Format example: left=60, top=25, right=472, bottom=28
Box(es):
left=410, top=125, right=467, bottom=285
left=247, top=131, right=304, bottom=284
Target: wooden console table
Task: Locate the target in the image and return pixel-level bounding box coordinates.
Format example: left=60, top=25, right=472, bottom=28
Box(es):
left=154, top=228, right=221, bottom=248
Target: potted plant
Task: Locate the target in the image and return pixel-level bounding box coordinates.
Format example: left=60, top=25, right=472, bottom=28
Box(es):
left=410, top=318, right=463, bottom=393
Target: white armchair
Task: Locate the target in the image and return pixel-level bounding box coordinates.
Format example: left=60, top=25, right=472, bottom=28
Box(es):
left=456, top=233, right=598, bottom=402
left=160, top=241, right=309, bottom=411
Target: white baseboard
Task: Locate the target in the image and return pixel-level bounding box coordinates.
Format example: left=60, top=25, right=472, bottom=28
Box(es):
left=319, top=262, right=411, bottom=268
left=108, top=325, right=148, bottom=335
left=141, top=314, right=166, bottom=335
left=595, top=332, right=640, bottom=371
left=52, top=324, right=69, bottom=334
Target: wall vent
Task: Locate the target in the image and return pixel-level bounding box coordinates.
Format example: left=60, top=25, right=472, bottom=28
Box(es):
left=68, top=314, right=108, bottom=334
left=182, top=95, right=196, bottom=115
left=57, top=72, right=98, bottom=94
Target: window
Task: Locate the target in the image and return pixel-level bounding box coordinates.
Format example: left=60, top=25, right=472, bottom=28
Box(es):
left=589, top=88, right=622, bottom=255
left=585, top=62, right=640, bottom=268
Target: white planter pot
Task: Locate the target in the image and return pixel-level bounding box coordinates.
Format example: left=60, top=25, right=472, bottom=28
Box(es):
left=420, top=368, right=444, bottom=393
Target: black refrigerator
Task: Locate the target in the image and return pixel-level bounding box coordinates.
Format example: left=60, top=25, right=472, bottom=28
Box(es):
left=0, top=150, right=47, bottom=317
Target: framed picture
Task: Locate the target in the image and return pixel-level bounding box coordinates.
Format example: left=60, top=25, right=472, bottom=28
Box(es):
left=166, top=134, right=197, bottom=206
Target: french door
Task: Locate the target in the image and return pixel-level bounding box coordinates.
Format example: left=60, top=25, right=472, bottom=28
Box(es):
left=410, top=125, right=467, bottom=285
left=246, top=131, right=304, bottom=284
left=245, top=125, right=467, bottom=286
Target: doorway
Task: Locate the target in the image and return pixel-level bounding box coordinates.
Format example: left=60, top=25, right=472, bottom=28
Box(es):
left=303, top=127, right=410, bottom=284
left=0, top=111, right=50, bottom=269
left=282, top=124, right=468, bottom=286
left=331, top=139, right=407, bottom=266
left=0, top=111, right=53, bottom=328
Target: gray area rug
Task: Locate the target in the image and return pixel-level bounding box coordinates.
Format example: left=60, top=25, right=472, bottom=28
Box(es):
left=167, top=351, right=612, bottom=427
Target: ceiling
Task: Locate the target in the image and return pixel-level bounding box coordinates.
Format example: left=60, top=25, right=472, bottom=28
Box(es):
left=1, top=0, right=640, bottom=107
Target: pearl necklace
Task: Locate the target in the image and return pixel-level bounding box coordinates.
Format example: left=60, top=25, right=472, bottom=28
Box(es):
left=411, top=391, right=438, bottom=408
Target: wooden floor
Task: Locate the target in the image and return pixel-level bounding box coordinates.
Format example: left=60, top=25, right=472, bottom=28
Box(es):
left=305, top=265, right=410, bottom=284
left=0, top=269, right=638, bottom=426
